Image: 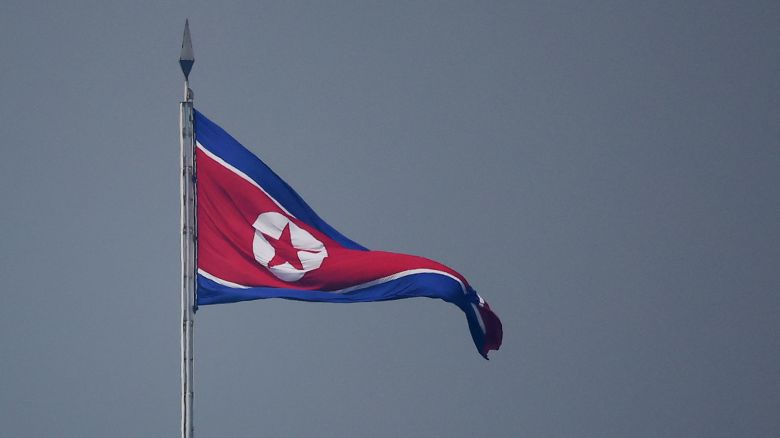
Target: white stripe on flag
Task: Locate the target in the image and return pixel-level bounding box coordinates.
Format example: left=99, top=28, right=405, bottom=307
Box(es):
left=196, top=142, right=296, bottom=218
left=198, top=268, right=467, bottom=295
left=198, top=269, right=249, bottom=289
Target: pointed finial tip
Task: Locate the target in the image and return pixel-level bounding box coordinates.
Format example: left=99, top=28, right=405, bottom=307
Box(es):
left=179, top=19, right=194, bottom=78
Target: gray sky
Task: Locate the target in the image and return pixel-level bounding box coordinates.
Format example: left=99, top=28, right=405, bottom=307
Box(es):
left=1, top=1, right=779, bottom=437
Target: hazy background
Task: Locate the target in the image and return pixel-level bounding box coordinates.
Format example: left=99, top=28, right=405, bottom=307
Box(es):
left=1, top=1, right=778, bottom=437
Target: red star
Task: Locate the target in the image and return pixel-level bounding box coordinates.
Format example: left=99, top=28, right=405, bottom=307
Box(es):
left=265, top=223, right=317, bottom=270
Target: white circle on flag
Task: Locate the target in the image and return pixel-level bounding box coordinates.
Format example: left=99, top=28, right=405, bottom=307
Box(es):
left=252, top=212, right=328, bottom=282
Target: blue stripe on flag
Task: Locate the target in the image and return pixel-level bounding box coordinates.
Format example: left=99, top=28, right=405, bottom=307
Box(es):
left=194, top=110, right=367, bottom=251
left=197, top=272, right=469, bottom=306
left=196, top=273, right=487, bottom=353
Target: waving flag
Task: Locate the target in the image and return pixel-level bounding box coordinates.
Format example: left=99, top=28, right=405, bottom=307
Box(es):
left=194, top=110, right=502, bottom=358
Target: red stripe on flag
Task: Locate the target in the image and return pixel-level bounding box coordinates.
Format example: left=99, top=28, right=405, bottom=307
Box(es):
left=197, top=147, right=468, bottom=291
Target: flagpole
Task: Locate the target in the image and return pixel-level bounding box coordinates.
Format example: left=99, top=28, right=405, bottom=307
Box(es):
left=179, top=19, right=196, bottom=438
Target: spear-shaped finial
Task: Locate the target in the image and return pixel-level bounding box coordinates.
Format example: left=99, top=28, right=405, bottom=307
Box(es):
left=179, top=19, right=194, bottom=79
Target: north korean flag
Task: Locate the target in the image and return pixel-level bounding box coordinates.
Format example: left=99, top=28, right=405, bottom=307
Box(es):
left=194, top=110, right=502, bottom=359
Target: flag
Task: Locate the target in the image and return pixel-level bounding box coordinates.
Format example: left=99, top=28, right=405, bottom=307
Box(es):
left=194, top=110, right=502, bottom=358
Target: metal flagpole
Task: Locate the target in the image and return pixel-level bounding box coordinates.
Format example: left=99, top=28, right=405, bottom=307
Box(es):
left=179, top=19, right=196, bottom=438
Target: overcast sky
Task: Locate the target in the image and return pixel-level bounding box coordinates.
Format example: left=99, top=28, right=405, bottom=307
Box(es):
left=1, top=1, right=778, bottom=437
